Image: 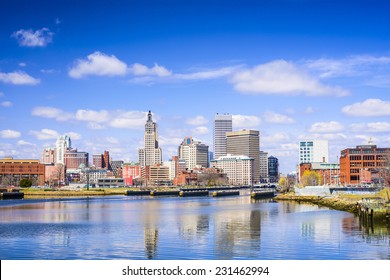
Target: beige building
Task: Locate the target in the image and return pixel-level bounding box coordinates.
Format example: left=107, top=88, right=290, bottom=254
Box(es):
left=138, top=111, right=162, bottom=167
left=178, top=137, right=209, bottom=170
left=211, top=154, right=254, bottom=186
left=226, top=130, right=260, bottom=183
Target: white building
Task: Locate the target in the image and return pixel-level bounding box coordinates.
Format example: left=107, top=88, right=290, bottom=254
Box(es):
left=138, top=111, right=162, bottom=166
left=299, top=140, right=329, bottom=164
left=55, top=135, right=71, bottom=165
left=210, top=154, right=254, bottom=186
left=178, top=137, right=209, bottom=170
left=213, top=113, right=232, bottom=160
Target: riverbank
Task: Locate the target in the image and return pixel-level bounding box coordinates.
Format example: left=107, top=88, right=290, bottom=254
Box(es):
left=22, top=188, right=129, bottom=197
left=275, top=192, right=390, bottom=223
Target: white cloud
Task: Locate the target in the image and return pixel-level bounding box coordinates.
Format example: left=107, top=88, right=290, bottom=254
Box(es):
left=186, top=115, right=209, bottom=126
left=109, top=111, right=148, bottom=129
left=308, top=121, right=344, bottom=133
left=350, top=122, right=390, bottom=133
left=305, top=107, right=315, bottom=114
left=69, top=52, right=128, bottom=78
left=19, top=62, right=27, bottom=67
left=342, top=99, right=390, bottom=117
left=230, top=60, right=349, bottom=96
left=0, top=129, right=21, bottom=139
left=263, top=111, right=295, bottom=124
left=192, top=126, right=209, bottom=135
left=12, top=28, right=53, bottom=47
left=232, top=114, right=261, bottom=128
left=1, top=101, right=12, bottom=107
left=174, top=66, right=237, bottom=80
left=0, top=71, right=40, bottom=85
left=30, top=129, right=59, bottom=140
left=261, top=133, right=291, bottom=146
left=305, top=55, right=390, bottom=79
left=129, top=63, right=172, bottom=77
left=75, top=109, right=110, bottom=123
left=17, top=140, right=35, bottom=146
left=66, top=132, right=82, bottom=140
left=299, top=133, right=347, bottom=141
left=32, top=106, right=73, bottom=121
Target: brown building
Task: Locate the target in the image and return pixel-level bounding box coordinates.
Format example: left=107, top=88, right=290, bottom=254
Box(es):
left=340, top=144, right=390, bottom=185
left=64, top=149, right=89, bottom=169
left=0, top=157, right=45, bottom=186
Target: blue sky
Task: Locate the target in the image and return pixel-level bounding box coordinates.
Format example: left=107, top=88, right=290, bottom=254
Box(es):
left=1, top=0, right=389, bottom=173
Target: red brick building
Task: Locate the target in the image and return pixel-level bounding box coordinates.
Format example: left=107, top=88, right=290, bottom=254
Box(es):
left=0, top=157, right=45, bottom=186
left=340, top=144, right=390, bottom=185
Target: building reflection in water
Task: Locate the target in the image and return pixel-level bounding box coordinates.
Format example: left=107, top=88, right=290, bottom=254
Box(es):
left=144, top=227, right=158, bottom=259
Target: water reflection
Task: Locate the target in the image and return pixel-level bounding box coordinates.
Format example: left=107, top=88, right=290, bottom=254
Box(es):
left=0, top=196, right=389, bottom=260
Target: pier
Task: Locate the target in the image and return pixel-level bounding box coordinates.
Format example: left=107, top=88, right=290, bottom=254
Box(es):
left=0, top=187, right=24, bottom=200
left=251, top=190, right=275, bottom=199
left=212, top=190, right=240, bottom=197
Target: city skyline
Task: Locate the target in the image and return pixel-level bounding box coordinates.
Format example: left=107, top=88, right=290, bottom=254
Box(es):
left=1, top=0, right=390, bottom=173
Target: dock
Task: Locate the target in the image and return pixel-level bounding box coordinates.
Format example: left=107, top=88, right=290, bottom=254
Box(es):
left=251, top=190, right=275, bottom=199
left=212, top=190, right=240, bottom=197
left=150, top=190, right=181, bottom=196
left=179, top=190, right=209, bottom=197
left=125, top=190, right=151, bottom=196
left=0, top=187, right=24, bottom=199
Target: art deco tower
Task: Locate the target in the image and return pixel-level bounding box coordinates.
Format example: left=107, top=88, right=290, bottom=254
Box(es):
left=138, top=111, right=162, bottom=166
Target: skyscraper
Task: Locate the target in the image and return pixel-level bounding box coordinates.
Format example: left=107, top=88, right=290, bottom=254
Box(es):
left=299, top=140, right=329, bottom=164
left=138, top=111, right=162, bottom=167
left=213, top=113, right=232, bottom=160
left=226, top=129, right=260, bottom=183
left=55, top=135, right=71, bottom=165
left=178, top=137, right=209, bottom=170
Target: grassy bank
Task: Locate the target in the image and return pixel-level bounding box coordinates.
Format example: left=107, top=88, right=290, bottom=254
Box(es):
left=275, top=191, right=390, bottom=222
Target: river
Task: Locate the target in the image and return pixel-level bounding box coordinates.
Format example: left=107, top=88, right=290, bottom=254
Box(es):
left=0, top=192, right=389, bottom=260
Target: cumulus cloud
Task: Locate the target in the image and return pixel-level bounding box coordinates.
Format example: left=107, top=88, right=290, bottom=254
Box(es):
left=0, top=129, right=21, bottom=139
left=30, top=129, right=60, bottom=140
left=230, top=60, right=349, bottom=96
left=308, top=121, right=344, bottom=133
left=69, top=52, right=128, bottom=78
left=261, top=133, right=291, bottom=146
left=75, top=109, right=110, bottom=123
left=0, top=71, right=40, bottom=85
left=263, top=111, right=295, bottom=124
left=12, top=28, right=53, bottom=47
left=17, top=140, right=35, bottom=146
left=128, top=63, right=172, bottom=77
left=109, top=111, right=148, bottom=129
left=232, top=114, right=261, bottom=128
left=32, top=106, right=73, bottom=121
left=342, top=99, right=390, bottom=117
left=192, top=126, right=209, bottom=135
left=350, top=122, right=390, bottom=133
left=66, top=132, right=82, bottom=140
left=186, top=115, right=209, bottom=126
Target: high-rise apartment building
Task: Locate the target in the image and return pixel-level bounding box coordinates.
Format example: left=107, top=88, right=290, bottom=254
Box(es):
left=178, top=137, right=209, bottom=170
left=259, top=151, right=269, bottom=181
left=213, top=113, right=232, bottom=160
left=93, top=154, right=104, bottom=168
left=55, top=135, right=71, bottom=165
left=226, top=129, right=260, bottom=182
left=210, top=154, right=254, bottom=186
left=299, top=140, right=329, bottom=164
left=138, top=111, right=162, bottom=166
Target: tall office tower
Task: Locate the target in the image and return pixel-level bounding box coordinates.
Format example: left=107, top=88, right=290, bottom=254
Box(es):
left=259, top=151, right=269, bottom=181
left=55, top=135, right=72, bottom=165
left=299, top=140, right=329, bottom=164
left=213, top=113, right=232, bottom=160
left=226, top=129, right=260, bottom=183
left=178, top=137, right=209, bottom=170
left=138, top=111, right=162, bottom=167
left=268, top=156, right=279, bottom=182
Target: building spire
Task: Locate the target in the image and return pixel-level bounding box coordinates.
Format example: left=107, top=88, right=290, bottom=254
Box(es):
left=147, top=110, right=152, bottom=122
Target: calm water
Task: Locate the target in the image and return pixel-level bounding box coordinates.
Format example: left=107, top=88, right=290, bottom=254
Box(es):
left=0, top=192, right=389, bottom=260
